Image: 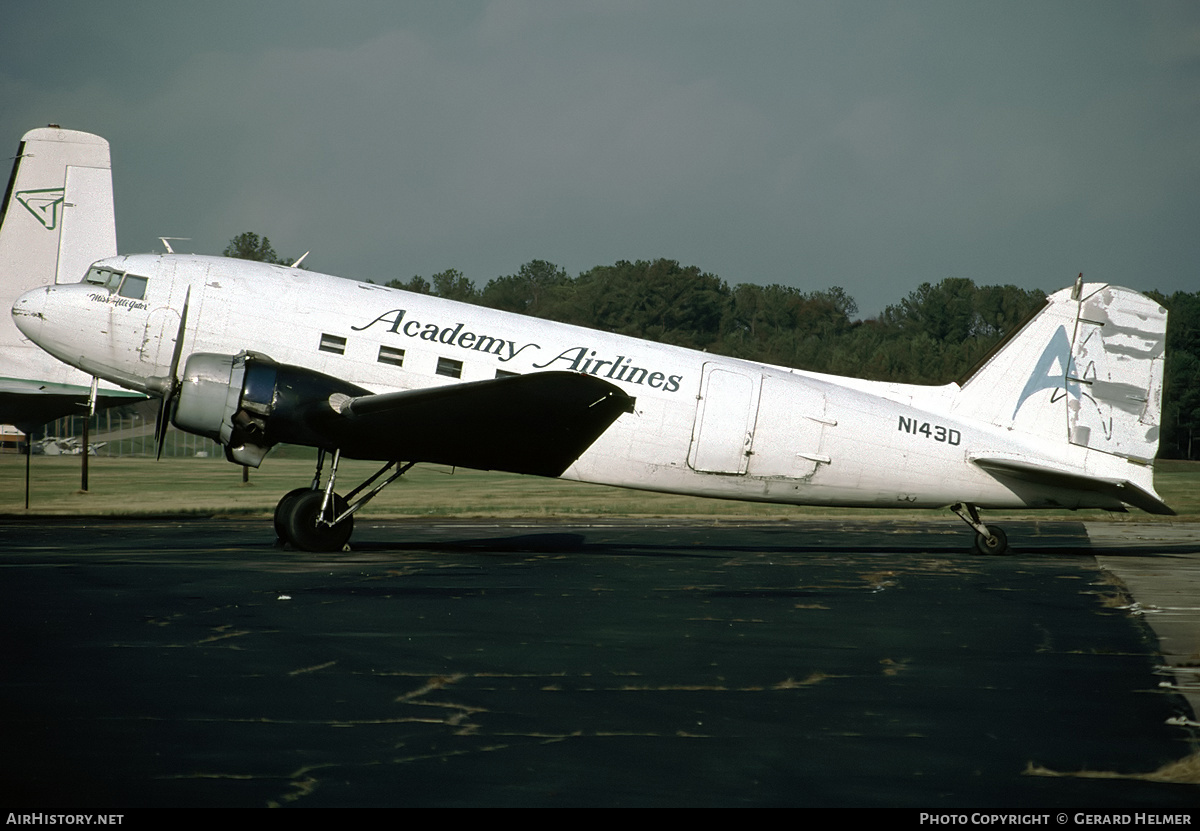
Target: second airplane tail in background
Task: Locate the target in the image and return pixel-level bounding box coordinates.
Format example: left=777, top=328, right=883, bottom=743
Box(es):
left=0, top=125, right=116, bottom=294
left=0, top=126, right=139, bottom=431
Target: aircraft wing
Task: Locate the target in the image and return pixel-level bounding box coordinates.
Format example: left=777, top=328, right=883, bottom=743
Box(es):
left=970, top=454, right=1175, bottom=516
left=0, top=378, right=144, bottom=433
left=319, top=371, right=636, bottom=477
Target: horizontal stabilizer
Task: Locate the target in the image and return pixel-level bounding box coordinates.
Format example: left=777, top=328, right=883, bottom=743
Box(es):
left=325, top=371, right=635, bottom=477
left=972, top=454, right=1175, bottom=516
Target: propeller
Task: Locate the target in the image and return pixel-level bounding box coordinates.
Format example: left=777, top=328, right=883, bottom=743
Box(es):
left=153, top=288, right=190, bottom=460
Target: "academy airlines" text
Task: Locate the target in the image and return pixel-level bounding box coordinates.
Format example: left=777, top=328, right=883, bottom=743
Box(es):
left=351, top=308, right=685, bottom=392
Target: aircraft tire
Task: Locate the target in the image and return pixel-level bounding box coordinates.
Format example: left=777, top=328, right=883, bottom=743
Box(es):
left=274, top=488, right=315, bottom=543
left=973, top=526, right=1009, bottom=556
left=283, top=490, right=354, bottom=552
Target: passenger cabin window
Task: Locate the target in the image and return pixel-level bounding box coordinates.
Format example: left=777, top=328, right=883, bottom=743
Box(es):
left=378, top=345, right=405, bottom=367
left=436, top=357, right=463, bottom=379
left=319, top=333, right=347, bottom=355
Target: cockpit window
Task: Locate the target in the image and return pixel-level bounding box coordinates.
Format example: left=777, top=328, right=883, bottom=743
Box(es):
left=83, top=266, right=148, bottom=300
left=84, top=266, right=123, bottom=291
left=117, top=274, right=148, bottom=300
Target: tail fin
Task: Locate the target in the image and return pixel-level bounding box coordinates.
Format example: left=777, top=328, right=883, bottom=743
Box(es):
left=0, top=126, right=116, bottom=296
left=1, top=127, right=123, bottom=428
left=953, top=278, right=1168, bottom=464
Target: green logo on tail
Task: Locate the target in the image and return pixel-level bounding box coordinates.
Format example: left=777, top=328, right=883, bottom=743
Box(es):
left=16, top=188, right=66, bottom=230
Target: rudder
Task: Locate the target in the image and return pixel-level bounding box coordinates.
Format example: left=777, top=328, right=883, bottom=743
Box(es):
left=953, top=278, right=1168, bottom=463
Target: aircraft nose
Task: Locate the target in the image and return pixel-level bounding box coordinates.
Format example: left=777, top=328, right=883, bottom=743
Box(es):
left=11, top=285, right=48, bottom=340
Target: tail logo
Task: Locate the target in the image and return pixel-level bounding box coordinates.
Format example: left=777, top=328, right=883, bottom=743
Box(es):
left=1012, top=325, right=1079, bottom=418
left=15, top=187, right=66, bottom=230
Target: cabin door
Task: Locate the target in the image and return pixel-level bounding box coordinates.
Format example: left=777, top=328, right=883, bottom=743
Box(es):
left=688, top=364, right=760, bottom=474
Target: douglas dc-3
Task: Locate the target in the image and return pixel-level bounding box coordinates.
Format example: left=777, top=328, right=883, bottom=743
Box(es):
left=10, top=169, right=1172, bottom=555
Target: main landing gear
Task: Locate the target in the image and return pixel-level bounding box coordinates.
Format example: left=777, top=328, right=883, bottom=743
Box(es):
left=274, top=448, right=415, bottom=552
left=951, top=502, right=1010, bottom=556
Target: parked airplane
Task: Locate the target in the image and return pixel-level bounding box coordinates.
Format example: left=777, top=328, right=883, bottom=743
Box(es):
left=0, top=126, right=144, bottom=433
left=12, top=247, right=1171, bottom=552
left=32, top=436, right=107, bottom=456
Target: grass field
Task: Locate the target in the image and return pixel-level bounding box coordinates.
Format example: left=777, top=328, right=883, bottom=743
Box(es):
left=3, top=452, right=1198, bottom=522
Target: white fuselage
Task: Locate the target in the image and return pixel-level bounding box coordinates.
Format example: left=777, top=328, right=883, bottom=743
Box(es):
left=12, top=253, right=1124, bottom=511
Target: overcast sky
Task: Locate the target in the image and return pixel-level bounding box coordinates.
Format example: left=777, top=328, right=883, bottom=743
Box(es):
left=3, top=1, right=1197, bottom=316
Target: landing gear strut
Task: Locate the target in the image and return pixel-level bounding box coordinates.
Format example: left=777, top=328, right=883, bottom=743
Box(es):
left=275, top=448, right=416, bottom=552
left=951, top=502, right=1010, bottom=556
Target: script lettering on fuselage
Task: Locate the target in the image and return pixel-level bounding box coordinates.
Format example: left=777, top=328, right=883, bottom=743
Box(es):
left=87, top=292, right=149, bottom=312
left=532, top=346, right=683, bottom=393
left=351, top=308, right=685, bottom=393
left=352, top=308, right=537, bottom=362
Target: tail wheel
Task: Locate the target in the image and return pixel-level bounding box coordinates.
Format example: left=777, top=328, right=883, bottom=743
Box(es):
left=974, top=526, right=1009, bottom=556
left=282, top=490, right=354, bottom=552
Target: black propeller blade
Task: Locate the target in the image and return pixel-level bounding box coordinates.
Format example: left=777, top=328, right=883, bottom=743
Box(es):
left=154, top=288, right=190, bottom=460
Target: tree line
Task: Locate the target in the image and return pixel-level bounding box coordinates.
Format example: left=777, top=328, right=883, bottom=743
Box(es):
left=224, top=234, right=1199, bottom=459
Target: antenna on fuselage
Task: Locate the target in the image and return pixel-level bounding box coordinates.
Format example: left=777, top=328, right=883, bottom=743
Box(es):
left=159, top=237, right=190, bottom=254
left=290, top=251, right=310, bottom=268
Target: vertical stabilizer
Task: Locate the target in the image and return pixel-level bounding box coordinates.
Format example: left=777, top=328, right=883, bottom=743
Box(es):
left=1, top=127, right=127, bottom=429
left=0, top=126, right=115, bottom=298
left=952, top=281, right=1168, bottom=463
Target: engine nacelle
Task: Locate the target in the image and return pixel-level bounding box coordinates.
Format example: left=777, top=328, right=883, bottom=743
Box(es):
left=173, top=352, right=370, bottom=467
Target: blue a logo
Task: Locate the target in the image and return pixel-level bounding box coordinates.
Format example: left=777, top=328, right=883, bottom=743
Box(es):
left=1012, top=325, right=1079, bottom=418
left=16, top=187, right=66, bottom=230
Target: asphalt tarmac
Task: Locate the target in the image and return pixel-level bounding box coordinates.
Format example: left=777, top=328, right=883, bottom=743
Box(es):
left=0, top=517, right=1197, bottom=810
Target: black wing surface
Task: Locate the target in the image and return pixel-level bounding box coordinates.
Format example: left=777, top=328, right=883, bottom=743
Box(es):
left=313, top=371, right=635, bottom=477
left=0, top=382, right=146, bottom=434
